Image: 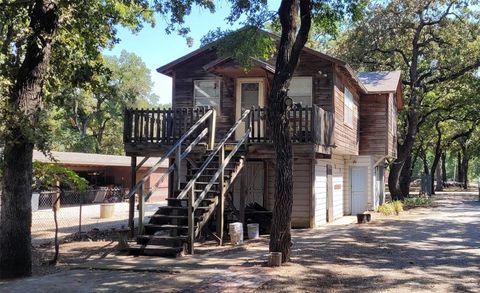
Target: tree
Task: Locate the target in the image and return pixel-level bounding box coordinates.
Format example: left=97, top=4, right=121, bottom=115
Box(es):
left=49, top=50, right=159, bottom=154
left=334, top=0, right=480, bottom=199
left=0, top=0, right=156, bottom=279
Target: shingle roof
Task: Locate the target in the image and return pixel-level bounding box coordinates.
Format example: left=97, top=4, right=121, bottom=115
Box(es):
left=33, top=150, right=167, bottom=168
left=357, top=71, right=402, bottom=93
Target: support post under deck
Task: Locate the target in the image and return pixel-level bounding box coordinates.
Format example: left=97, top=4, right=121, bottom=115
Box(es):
left=128, top=156, right=137, bottom=238
left=216, top=146, right=225, bottom=245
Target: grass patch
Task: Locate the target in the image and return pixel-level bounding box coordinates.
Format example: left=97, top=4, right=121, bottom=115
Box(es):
left=392, top=200, right=403, bottom=215
left=402, top=197, right=432, bottom=209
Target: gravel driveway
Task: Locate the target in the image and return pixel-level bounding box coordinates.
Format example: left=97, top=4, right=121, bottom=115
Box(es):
left=259, top=193, right=480, bottom=292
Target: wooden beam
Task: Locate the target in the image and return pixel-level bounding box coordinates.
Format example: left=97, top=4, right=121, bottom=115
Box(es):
left=239, top=163, right=247, bottom=223
left=128, top=156, right=137, bottom=238
left=216, top=145, right=225, bottom=245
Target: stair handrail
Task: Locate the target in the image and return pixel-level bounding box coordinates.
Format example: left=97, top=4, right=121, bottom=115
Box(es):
left=126, top=108, right=216, bottom=234
left=182, top=110, right=251, bottom=254
left=177, top=109, right=251, bottom=201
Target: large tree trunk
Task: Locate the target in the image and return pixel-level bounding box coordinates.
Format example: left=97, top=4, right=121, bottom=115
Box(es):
left=441, top=152, right=447, bottom=182
left=0, top=143, right=34, bottom=278
left=430, top=122, right=442, bottom=193
left=0, top=0, right=58, bottom=279
left=435, top=156, right=443, bottom=192
left=399, top=152, right=413, bottom=197
left=456, top=152, right=463, bottom=183
left=268, top=0, right=311, bottom=263
left=388, top=109, right=419, bottom=200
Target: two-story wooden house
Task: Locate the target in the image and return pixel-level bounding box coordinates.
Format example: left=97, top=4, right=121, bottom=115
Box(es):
left=123, top=40, right=402, bottom=256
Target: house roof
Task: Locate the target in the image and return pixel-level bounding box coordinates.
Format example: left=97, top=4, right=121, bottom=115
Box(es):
left=357, top=71, right=402, bottom=93
left=156, top=29, right=402, bottom=104
left=33, top=150, right=167, bottom=168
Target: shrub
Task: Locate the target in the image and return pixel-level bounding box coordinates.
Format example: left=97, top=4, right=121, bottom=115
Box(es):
left=402, top=197, right=432, bottom=209
left=392, top=200, right=403, bottom=215
left=378, top=203, right=395, bottom=216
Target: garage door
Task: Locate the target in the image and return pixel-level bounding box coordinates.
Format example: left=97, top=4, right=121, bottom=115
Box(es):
left=351, top=166, right=368, bottom=214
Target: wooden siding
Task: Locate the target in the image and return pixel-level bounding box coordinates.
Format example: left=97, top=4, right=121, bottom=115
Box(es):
left=266, top=159, right=313, bottom=228
left=173, top=49, right=236, bottom=139
left=359, top=94, right=388, bottom=156
left=294, top=51, right=334, bottom=111
left=332, top=66, right=360, bottom=156
left=358, top=93, right=398, bottom=158
left=171, top=48, right=335, bottom=142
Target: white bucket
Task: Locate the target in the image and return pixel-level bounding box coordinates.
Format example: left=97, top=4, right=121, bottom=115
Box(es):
left=247, top=223, right=259, bottom=239
left=31, top=193, right=40, bottom=212
left=229, top=222, right=243, bottom=245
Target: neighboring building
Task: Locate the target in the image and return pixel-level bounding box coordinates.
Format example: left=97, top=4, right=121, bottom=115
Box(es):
left=33, top=150, right=168, bottom=202
left=122, top=36, right=402, bottom=255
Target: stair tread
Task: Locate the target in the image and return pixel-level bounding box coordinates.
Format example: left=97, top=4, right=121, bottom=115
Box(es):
left=160, top=206, right=210, bottom=210
left=151, top=214, right=203, bottom=219
left=167, top=197, right=217, bottom=201
left=137, top=235, right=187, bottom=240
left=144, top=224, right=189, bottom=229
left=129, top=244, right=184, bottom=251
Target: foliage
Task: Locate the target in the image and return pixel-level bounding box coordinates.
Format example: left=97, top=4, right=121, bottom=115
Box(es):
left=334, top=0, right=480, bottom=199
left=32, top=160, right=88, bottom=191
left=378, top=203, right=395, bottom=216
left=402, top=197, right=433, bottom=209
left=392, top=200, right=403, bottom=215
left=48, top=50, right=159, bottom=154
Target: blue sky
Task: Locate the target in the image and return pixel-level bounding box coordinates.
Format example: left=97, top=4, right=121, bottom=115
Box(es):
left=108, top=1, right=280, bottom=105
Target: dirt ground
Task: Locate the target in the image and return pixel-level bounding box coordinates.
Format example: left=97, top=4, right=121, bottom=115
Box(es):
left=257, top=193, right=480, bottom=292
left=2, top=193, right=479, bottom=292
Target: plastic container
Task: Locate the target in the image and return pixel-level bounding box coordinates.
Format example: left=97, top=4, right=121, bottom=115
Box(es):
left=100, top=203, right=115, bottom=218
left=31, top=192, right=40, bottom=212
left=229, top=222, right=243, bottom=245
left=247, top=223, right=259, bottom=239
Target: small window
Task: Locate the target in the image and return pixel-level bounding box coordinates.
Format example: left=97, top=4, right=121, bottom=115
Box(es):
left=344, top=87, right=354, bottom=127
left=288, top=77, right=312, bottom=106
left=194, top=80, right=220, bottom=112
left=390, top=96, right=397, bottom=134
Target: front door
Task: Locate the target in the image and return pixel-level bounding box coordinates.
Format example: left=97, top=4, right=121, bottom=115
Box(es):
left=351, top=166, right=368, bottom=214
left=236, top=78, right=265, bottom=140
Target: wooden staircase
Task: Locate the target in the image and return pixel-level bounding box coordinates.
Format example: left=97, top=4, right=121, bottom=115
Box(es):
left=130, top=149, right=245, bottom=256
left=128, top=109, right=252, bottom=257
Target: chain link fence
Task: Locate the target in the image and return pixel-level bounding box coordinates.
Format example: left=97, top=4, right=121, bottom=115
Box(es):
left=31, top=188, right=163, bottom=245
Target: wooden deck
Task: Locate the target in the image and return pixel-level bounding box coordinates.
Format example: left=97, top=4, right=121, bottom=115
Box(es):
left=123, top=106, right=334, bottom=157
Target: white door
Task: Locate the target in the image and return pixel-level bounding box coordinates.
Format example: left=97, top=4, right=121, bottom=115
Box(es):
left=351, top=166, right=368, bottom=214
left=236, top=78, right=265, bottom=140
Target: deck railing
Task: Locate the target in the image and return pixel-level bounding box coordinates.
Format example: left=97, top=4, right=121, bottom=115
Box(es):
left=249, top=105, right=334, bottom=146
left=123, top=107, right=210, bottom=144
left=124, top=105, right=334, bottom=147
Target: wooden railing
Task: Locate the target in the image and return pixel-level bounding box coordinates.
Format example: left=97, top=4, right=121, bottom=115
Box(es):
left=178, top=109, right=251, bottom=254
left=249, top=105, right=334, bottom=146
left=123, top=107, right=211, bottom=144
left=125, top=109, right=216, bottom=235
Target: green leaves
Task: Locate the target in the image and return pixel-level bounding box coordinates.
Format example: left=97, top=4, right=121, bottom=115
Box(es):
left=32, top=160, right=89, bottom=191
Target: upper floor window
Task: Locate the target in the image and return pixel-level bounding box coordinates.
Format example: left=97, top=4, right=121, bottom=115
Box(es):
left=288, top=77, right=312, bottom=106
left=194, top=80, right=220, bottom=112
left=344, top=87, right=354, bottom=127
left=390, top=95, right=397, bottom=135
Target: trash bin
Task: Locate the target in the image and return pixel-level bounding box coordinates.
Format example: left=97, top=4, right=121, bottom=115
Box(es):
left=100, top=203, right=115, bottom=218
left=31, top=192, right=40, bottom=212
